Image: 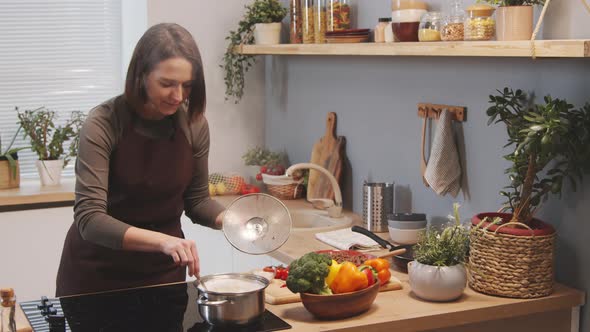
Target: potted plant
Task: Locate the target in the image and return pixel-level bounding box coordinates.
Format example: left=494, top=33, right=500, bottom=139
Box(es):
left=469, top=88, right=590, bottom=298
left=222, top=0, right=287, bottom=103
left=408, top=203, right=470, bottom=302
left=16, top=106, right=85, bottom=186
left=0, top=126, right=29, bottom=189
left=479, top=0, right=545, bottom=40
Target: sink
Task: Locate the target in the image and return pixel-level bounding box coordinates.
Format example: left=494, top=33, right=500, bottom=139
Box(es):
left=289, top=209, right=352, bottom=231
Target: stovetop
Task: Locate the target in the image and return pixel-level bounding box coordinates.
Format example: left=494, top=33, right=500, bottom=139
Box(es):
left=20, top=282, right=291, bottom=332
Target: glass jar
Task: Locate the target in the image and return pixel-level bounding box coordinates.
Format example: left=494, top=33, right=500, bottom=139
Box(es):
left=289, top=0, right=303, bottom=43
left=441, top=0, right=465, bottom=41
left=418, top=11, right=442, bottom=42
left=302, top=0, right=315, bottom=43
left=326, top=0, right=351, bottom=31
left=464, top=4, right=495, bottom=41
left=314, top=0, right=327, bottom=43
left=374, top=17, right=390, bottom=43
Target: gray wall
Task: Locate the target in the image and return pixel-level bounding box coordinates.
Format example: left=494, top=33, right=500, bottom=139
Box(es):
left=265, top=0, right=590, bottom=329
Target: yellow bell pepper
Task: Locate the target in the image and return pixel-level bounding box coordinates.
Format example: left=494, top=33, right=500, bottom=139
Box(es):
left=330, top=262, right=369, bottom=294
left=325, top=259, right=341, bottom=287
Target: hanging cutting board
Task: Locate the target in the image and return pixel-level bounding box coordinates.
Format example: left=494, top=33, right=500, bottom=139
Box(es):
left=308, top=112, right=346, bottom=201
left=265, top=275, right=403, bottom=305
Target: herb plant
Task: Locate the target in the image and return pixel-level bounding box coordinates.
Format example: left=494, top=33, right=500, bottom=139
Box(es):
left=486, top=88, right=590, bottom=225
left=0, top=126, right=29, bottom=180
left=414, top=203, right=470, bottom=267
left=222, top=0, right=287, bottom=103
left=16, top=106, right=86, bottom=168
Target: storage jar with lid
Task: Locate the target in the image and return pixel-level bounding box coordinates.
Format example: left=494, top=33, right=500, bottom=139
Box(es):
left=441, top=0, right=465, bottom=41
left=464, top=4, right=495, bottom=41
left=374, top=17, right=390, bottom=42
left=314, top=0, right=327, bottom=43
left=418, top=11, right=442, bottom=42
left=302, top=0, right=315, bottom=43
left=327, top=0, right=352, bottom=31
left=289, top=0, right=303, bottom=43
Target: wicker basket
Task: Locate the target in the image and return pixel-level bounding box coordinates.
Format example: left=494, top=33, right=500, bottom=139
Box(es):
left=469, top=216, right=555, bottom=299
left=262, top=174, right=304, bottom=200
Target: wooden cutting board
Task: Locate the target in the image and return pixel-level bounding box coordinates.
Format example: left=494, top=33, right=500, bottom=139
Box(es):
left=308, top=112, right=346, bottom=201
left=265, top=275, right=403, bottom=305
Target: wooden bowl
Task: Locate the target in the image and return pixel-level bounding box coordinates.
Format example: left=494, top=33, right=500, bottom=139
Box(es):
left=299, top=282, right=380, bottom=320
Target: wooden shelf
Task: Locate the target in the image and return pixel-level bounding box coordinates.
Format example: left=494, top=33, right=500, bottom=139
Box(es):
left=236, top=39, right=590, bottom=58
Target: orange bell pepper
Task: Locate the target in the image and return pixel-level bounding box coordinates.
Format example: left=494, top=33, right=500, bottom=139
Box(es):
left=363, top=258, right=391, bottom=285
left=330, top=262, right=369, bottom=294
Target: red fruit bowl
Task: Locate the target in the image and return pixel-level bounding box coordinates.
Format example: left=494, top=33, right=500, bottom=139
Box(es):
left=299, top=282, right=380, bottom=320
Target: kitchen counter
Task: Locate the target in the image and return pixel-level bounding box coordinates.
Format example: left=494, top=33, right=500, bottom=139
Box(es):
left=216, top=196, right=585, bottom=332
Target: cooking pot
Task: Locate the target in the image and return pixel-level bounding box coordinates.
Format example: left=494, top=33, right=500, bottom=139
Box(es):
left=351, top=225, right=415, bottom=272
left=196, top=273, right=269, bottom=326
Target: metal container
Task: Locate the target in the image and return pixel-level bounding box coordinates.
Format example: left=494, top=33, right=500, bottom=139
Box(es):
left=196, top=273, right=269, bottom=326
left=362, top=182, right=394, bottom=232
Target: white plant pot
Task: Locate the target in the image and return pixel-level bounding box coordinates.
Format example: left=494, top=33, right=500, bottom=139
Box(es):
left=408, top=261, right=467, bottom=302
left=36, top=159, right=64, bottom=186
left=254, top=23, right=282, bottom=45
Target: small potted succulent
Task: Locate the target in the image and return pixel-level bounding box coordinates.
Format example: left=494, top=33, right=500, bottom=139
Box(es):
left=222, top=0, right=288, bottom=103
left=0, top=126, right=29, bottom=189
left=478, top=0, right=545, bottom=40
left=16, top=106, right=85, bottom=186
left=409, top=203, right=470, bottom=302
left=469, top=88, right=590, bottom=298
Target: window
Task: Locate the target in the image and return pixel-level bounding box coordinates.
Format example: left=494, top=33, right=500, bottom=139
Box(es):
left=0, top=0, right=122, bottom=178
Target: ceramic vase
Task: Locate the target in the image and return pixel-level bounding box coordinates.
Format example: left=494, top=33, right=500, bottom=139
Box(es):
left=408, top=261, right=467, bottom=302
left=36, top=159, right=64, bottom=186
left=254, top=23, right=282, bottom=45
left=496, top=5, right=533, bottom=41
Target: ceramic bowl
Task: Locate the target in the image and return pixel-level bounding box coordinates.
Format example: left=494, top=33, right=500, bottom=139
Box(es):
left=300, top=282, right=380, bottom=320
left=388, top=226, right=425, bottom=245
left=387, top=219, right=427, bottom=230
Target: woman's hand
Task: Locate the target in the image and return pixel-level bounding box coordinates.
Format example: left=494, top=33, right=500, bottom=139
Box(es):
left=159, top=236, right=200, bottom=277
left=214, top=210, right=225, bottom=229
left=122, top=227, right=200, bottom=277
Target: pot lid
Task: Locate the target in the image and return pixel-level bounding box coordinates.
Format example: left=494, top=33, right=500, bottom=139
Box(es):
left=222, top=193, right=291, bottom=255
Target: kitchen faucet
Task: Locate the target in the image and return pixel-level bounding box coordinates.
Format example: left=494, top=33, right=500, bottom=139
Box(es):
left=285, top=163, right=343, bottom=218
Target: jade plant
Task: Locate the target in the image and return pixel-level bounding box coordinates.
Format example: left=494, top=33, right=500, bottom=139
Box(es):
left=16, top=106, right=86, bottom=168
left=414, top=203, right=470, bottom=267
left=222, top=0, right=287, bottom=103
left=486, top=88, right=590, bottom=225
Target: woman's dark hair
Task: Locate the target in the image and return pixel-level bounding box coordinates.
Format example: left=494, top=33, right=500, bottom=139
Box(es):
left=125, top=23, right=205, bottom=121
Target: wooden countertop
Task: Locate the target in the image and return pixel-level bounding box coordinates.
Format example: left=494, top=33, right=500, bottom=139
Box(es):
left=230, top=197, right=586, bottom=332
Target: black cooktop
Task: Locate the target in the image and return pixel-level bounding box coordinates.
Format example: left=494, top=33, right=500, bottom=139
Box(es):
left=20, top=282, right=291, bottom=332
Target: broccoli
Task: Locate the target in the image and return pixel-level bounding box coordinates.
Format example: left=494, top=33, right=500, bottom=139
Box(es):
left=286, top=252, right=333, bottom=295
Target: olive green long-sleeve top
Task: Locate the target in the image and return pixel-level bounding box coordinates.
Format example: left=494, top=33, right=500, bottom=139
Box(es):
left=74, top=95, right=224, bottom=249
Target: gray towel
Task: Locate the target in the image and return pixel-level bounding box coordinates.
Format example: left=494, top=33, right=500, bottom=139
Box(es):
left=424, top=109, right=461, bottom=197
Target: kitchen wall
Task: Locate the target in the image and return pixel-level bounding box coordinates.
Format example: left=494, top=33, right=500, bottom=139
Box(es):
left=265, top=0, right=590, bottom=328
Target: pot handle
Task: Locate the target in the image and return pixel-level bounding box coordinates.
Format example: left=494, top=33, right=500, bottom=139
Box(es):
left=197, top=295, right=228, bottom=306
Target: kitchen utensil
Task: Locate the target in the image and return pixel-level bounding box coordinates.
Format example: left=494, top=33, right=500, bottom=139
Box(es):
left=387, top=213, right=428, bottom=229
left=222, top=193, right=291, bottom=255
left=352, top=225, right=415, bottom=272
left=300, top=281, right=380, bottom=320
left=308, top=112, right=345, bottom=202
left=362, top=182, right=394, bottom=232
left=196, top=273, right=269, bottom=326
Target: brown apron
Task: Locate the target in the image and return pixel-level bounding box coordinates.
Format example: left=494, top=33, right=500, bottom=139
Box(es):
left=56, top=114, right=194, bottom=297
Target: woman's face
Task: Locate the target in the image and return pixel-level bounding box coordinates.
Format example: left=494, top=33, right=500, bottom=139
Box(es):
left=143, top=57, right=193, bottom=120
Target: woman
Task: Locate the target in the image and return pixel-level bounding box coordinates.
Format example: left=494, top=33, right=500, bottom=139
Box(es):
left=56, top=23, right=225, bottom=297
